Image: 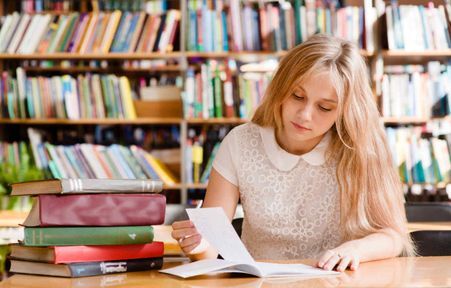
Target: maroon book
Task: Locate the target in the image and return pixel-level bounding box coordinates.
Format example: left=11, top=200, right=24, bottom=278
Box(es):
left=23, top=194, right=166, bottom=227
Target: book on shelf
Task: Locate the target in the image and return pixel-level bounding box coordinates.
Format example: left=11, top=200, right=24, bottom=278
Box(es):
left=384, top=3, right=451, bottom=50
left=11, top=178, right=163, bottom=195
left=183, top=60, right=271, bottom=119
left=386, top=127, right=451, bottom=185
left=22, top=193, right=166, bottom=227
left=381, top=61, right=451, bottom=119
left=9, top=242, right=164, bottom=264
left=20, top=0, right=76, bottom=13
left=9, top=257, right=163, bottom=277
left=0, top=8, right=180, bottom=54
left=186, top=126, right=231, bottom=184
left=23, top=226, right=155, bottom=246
left=186, top=0, right=375, bottom=52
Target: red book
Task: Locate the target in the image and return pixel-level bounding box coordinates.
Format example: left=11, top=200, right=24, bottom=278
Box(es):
left=23, top=194, right=166, bottom=227
left=10, top=242, right=164, bottom=264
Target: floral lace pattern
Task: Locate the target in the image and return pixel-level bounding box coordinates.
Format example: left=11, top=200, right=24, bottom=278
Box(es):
left=236, top=123, right=342, bottom=260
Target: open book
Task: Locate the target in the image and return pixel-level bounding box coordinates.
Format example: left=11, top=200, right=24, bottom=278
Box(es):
left=160, top=207, right=339, bottom=278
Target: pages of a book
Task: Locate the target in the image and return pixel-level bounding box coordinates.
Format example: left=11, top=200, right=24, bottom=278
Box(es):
left=160, top=207, right=339, bottom=278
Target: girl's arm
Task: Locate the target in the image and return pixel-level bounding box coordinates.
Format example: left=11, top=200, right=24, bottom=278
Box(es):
left=171, top=168, right=240, bottom=261
left=317, top=228, right=404, bottom=272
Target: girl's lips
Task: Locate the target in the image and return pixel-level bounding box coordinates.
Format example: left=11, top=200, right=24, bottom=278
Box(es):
left=291, top=121, right=312, bottom=132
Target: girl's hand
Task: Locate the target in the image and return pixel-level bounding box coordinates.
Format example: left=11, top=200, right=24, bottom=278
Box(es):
left=171, top=220, right=202, bottom=254
left=317, top=241, right=361, bottom=272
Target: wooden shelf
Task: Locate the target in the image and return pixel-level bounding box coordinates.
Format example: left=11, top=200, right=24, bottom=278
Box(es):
left=0, top=52, right=184, bottom=60
left=0, top=210, right=28, bottom=227
left=0, top=50, right=374, bottom=61
left=186, top=118, right=249, bottom=125
left=382, top=50, right=451, bottom=58
left=185, top=51, right=288, bottom=59
left=383, top=117, right=429, bottom=125
left=23, top=65, right=184, bottom=73
left=185, top=183, right=208, bottom=189
left=0, top=118, right=183, bottom=125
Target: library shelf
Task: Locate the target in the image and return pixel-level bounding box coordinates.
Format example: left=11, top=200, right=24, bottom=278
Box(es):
left=186, top=118, right=249, bottom=125
left=185, top=183, right=208, bottom=190
left=185, top=50, right=373, bottom=59
left=23, top=65, right=184, bottom=73
left=0, top=210, right=28, bottom=227
left=382, top=117, right=429, bottom=125
left=382, top=50, right=451, bottom=58
left=0, top=118, right=183, bottom=125
left=0, top=52, right=184, bottom=60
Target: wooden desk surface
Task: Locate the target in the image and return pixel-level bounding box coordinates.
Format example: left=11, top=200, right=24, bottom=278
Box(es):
left=0, top=256, right=450, bottom=288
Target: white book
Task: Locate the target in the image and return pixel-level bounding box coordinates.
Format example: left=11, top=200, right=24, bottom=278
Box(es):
left=55, top=146, right=79, bottom=178
left=23, top=14, right=52, bottom=54
left=79, top=144, right=109, bottom=179
left=386, top=7, right=396, bottom=50
left=7, top=14, right=31, bottom=53
left=160, top=208, right=339, bottom=278
left=0, top=15, right=14, bottom=50
left=0, top=12, right=20, bottom=53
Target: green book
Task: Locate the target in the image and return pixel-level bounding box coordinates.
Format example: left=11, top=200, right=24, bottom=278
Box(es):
left=24, top=226, right=154, bottom=246
left=213, top=68, right=223, bottom=118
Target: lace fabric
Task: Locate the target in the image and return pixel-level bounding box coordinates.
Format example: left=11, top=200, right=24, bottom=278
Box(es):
left=222, top=123, right=342, bottom=260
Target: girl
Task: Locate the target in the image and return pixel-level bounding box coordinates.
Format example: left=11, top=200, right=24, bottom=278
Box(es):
left=172, top=34, right=416, bottom=272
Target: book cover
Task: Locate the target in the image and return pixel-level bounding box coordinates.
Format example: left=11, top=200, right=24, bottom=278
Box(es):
left=10, top=242, right=164, bottom=264
left=11, top=178, right=163, bottom=196
left=9, top=257, right=163, bottom=277
left=24, top=226, right=155, bottom=246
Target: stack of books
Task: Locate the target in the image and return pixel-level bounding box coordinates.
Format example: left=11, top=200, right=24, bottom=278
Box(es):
left=7, top=178, right=166, bottom=277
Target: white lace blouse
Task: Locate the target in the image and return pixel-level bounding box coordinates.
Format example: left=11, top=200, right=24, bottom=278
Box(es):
left=212, top=122, right=342, bottom=260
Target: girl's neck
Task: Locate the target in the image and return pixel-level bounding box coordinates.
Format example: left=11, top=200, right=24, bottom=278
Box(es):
left=275, top=128, right=325, bottom=156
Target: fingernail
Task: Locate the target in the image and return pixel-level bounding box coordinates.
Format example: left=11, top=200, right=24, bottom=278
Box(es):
left=318, top=262, right=323, bottom=267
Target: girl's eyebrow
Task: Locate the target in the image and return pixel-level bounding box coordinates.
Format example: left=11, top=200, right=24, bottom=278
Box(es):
left=321, top=98, right=338, bottom=104
left=297, top=86, right=338, bottom=104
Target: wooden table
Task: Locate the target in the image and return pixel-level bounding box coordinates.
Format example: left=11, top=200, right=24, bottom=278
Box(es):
left=0, top=256, right=450, bottom=287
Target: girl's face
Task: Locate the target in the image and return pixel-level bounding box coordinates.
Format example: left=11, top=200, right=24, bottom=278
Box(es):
left=278, top=72, right=339, bottom=154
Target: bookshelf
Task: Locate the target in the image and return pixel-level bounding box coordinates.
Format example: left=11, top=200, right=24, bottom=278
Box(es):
left=0, top=0, right=449, bottom=208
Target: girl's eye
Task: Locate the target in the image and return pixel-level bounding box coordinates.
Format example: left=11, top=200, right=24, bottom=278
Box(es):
left=292, top=93, right=304, bottom=100
left=319, top=106, right=332, bottom=112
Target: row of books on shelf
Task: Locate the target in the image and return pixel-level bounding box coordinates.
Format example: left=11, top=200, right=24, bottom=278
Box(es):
left=1, top=130, right=179, bottom=185
left=386, top=127, right=451, bottom=185
left=91, top=0, right=170, bottom=13
left=385, top=3, right=451, bottom=50
left=8, top=178, right=167, bottom=277
left=186, top=0, right=376, bottom=52
left=0, top=9, right=180, bottom=54
left=185, top=126, right=230, bottom=184
left=20, top=0, right=75, bottom=13
left=381, top=61, right=451, bottom=118
left=183, top=60, right=271, bottom=119
left=0, top=68, right=137, bottom=119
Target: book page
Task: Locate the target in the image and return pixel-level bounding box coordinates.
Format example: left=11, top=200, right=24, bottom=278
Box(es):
left=186, top=207, right=254, bottom=263
left=159, top=259, right=256, bottom=278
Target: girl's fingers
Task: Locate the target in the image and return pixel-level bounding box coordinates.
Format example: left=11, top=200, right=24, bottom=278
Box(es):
left=336, top=256, right=352, bottom=272
left=350, top=256, right=360, bottom=271
left=323, top=254, right=341, bottom=271
left=317, top=250, right=336, bottom=268
left=172, top=220, right=194, bottom=230
left=179, top=234, right=202, bottom=249
left=183, top=241, right=202, bottom=254
left=171, top=227, right=198, bottom=240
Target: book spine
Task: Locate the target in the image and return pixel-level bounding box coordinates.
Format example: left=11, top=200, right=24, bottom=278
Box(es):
left=54, top=242, right=164, bottom=263
left=24, top=226, right=154, bottom=246
left=69, top=257, right=163, bottom=277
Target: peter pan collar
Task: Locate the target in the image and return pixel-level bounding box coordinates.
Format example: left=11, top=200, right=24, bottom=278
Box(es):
left=258, top=125, right=331, bottom=171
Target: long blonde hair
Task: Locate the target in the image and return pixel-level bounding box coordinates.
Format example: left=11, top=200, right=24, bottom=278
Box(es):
left=252, top=34, right=415, bottom=256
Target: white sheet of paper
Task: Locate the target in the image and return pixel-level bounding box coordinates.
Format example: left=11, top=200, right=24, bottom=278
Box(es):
left=186, top=207, right=254, bottom=263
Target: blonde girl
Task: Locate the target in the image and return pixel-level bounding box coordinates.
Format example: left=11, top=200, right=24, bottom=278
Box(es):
left=172, top=34, right=415, bottom=272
